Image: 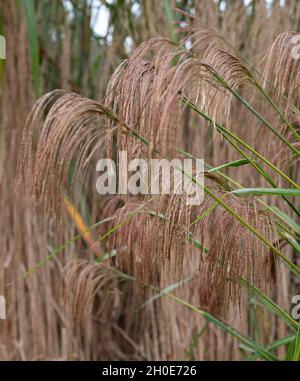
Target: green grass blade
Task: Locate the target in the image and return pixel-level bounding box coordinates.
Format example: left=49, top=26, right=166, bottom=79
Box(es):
left=246, top=335, right=296, bottom=361
left=254, top=79, right=300, bottom=143
left=19, top=218, right=112, bottom=280
left=167, top=293, right=279, bottom=361
left=286, top=340, right=296, bottom=361
left=270, top=207, right=300, bottom=234
left=203, top=65, right=300, bottom=148
left=284, top=236, right=300, bottom=254
left=208, top=159, right=250, bottom=173
left=186, top=323, right=208, bottom=359
left=247, top=285, right=298, bottom=331
left=185, top=97, right=300, bottom=190
left=23, top=0, right=40, bottom=97
left=232, top=188, right=300, bottom=197
left=163, top=0, right=177, bottom=43
left=202, top=186, right=300, bottom=276
left=139, top=276, right=193, bottom=310
left=292, top=323, right=300, bottom=361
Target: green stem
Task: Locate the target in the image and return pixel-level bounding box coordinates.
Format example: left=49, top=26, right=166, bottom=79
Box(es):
left=184, top=98, right=300, bottom=190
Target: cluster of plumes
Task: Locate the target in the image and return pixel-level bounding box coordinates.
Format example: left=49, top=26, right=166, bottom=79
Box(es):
left=17, top=90, right=118, bottom=221
left=259, top=32, right=300, bottom=167
left=104, top=32, right=252, bottom=156
left=18, top=13, right=300, bottom=318
left=178, top=13, right=253, bottom=127
left=105, top=38, right=186, bottom=159
left=261, top=32, right=300, bottom=115
left=181, top=16, right=300, bottom=172
left=64, top=259, right=119, bottom=330
left=97, top=194, right=193, bottom=287
left=196, top=192, right=278, bottom=315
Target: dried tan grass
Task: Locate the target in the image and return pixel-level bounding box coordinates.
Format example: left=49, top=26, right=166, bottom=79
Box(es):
left=2, top=0, right=300, bottom=361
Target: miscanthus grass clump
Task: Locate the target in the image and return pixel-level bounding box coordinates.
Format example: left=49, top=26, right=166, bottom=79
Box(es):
left=16, top=9, right=300, bottom=361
